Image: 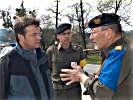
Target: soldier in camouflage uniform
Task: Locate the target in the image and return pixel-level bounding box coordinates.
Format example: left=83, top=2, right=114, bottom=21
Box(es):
left=46, top=23, right=86, bottom=100
left=60, top=13, right=133, bottom=100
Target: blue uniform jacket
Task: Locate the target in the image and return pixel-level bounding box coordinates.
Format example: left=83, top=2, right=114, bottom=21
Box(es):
left=98, top=47, right=126, bottom=91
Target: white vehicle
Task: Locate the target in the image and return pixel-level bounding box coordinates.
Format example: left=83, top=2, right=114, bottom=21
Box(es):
left=0, top=28, right=16, bottom=58
left=0, top=46, right=14, bottom=58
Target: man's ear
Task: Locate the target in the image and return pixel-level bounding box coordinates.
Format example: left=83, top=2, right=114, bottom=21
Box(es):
left=18, top=34, right=24, bottom=41
left=106, top=28, right=113, bottom=40
left=56, top=34, right=60, bottom=40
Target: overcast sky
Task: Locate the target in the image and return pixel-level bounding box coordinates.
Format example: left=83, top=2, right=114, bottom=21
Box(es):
left=0, top=0, right=92, bottom=15
left=0, top=0, right=95, bottom=27
left=0, top=0, right=133, bottom=30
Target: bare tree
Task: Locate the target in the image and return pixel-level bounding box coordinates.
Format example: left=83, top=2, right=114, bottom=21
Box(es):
left=15, top=0, right=26, bottom=17
left=29, top=10, right=37, bottom=18
left=63, top=2, right=91, bottom=50
left=0, top=10, right=13, bottom=29
left=14, top=0, right=37, bottom=22
left=64, top=3, right=91, bottom=31
left=40, top=14, right=54, bottom=28
left=97, top=0, right=132, bottom=25
left=46, top=0, right=65, bottom=29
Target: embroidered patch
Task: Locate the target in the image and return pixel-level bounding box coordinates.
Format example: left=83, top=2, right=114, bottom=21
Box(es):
left=93, top=18, right=102, bottom=25
left=115, top=45, right=123, bottom=50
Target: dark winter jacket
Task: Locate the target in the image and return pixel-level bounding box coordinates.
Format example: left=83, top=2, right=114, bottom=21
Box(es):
left=0, top=48, right=53, bottom=100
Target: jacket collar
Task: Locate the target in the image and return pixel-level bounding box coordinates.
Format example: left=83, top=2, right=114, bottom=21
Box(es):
left=103, top=38, right=124, bottom=56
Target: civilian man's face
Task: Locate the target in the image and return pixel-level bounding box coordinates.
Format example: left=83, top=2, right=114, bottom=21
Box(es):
left=19, top=25, right=42, bottom=50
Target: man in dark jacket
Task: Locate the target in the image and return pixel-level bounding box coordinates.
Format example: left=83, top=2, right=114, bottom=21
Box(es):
left=0, top=17, right=53, bottom=100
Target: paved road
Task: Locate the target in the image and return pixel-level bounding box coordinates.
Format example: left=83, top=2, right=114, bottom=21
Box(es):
left=83, top=64, right=100, bottom=74
left=81, top=83, right=92, bottom=100
left=82, top=64, right=100, bottom=100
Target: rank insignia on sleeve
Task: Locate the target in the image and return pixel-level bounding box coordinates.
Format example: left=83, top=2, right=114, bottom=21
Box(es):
left=115, top=45, right=123, bottom=50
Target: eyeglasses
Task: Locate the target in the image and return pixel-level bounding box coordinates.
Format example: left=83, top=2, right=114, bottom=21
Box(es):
left=90, top=28, right=108, bottom=35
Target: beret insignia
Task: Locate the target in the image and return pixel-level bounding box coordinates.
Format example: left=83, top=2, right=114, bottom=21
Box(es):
left=93, top=18, right=102, bottom=25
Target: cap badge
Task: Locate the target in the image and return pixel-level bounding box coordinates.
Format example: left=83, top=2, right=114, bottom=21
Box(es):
left=94, top=18, right=102, bottom=25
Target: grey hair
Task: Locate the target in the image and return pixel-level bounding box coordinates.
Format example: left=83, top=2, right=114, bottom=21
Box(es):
left=101, top=24, right=122, bottom=34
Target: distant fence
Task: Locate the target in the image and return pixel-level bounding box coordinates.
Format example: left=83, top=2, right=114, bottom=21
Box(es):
left=83, top=48, right=101, bottom=55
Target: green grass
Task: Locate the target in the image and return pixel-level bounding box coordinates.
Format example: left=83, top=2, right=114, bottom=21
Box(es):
left=86, top=54, right=101, bottom=64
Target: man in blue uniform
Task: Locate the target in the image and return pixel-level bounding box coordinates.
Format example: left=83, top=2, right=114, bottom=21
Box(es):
left=0, top=17, right=53, bottom=100
left=60, top=13, right=132, bottom=100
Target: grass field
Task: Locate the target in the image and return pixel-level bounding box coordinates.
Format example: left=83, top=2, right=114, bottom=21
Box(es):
left=86, top=54, right=101, bottom=64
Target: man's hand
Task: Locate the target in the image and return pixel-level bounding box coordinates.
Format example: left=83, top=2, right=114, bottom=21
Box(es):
left=60, top=65, right=82, bottom=85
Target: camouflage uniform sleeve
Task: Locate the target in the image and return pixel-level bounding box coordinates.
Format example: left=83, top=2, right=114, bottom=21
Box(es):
left=94, top=81, right=114, bottom=100
left=84, top=78, right=114, bottom=100
left=46, top=46, right=53, bottom=70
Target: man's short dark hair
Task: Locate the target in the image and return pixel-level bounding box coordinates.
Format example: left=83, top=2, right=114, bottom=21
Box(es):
left=14, top=17, right=40, bottom=35
left=13, top=17, right=40, bottom=42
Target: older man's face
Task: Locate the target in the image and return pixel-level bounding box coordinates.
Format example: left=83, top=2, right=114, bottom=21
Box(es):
left=89, top=27, right=111, bottom=49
